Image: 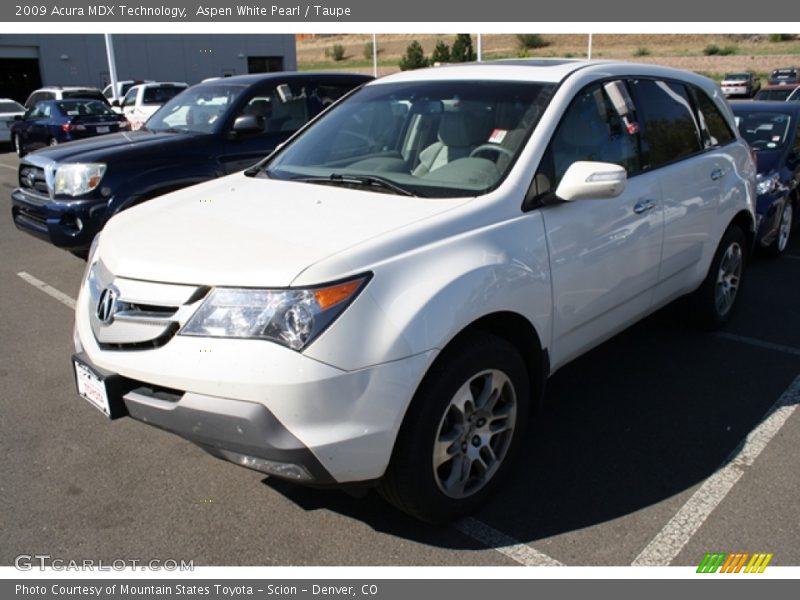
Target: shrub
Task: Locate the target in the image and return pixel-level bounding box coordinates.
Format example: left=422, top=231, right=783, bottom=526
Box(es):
left=363, top=41, right=374, bottom=60
left=399, top=41, right=430, bottom=71
left=517, top=34, right=549, bottom=50
left=634, top=47, right=650, bottom=57
left=704, top=44, right=737, bottom=56
left=330, top=44, right=346, bottom=62
left=431, top=40, right=451, bottom=64
left=769, top=34, right=794, bottom=42
left=451, top=34, right=476, bottom=62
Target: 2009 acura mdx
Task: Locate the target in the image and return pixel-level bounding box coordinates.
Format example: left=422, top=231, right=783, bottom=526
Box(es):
left=72, top=60, right=757, bottom=523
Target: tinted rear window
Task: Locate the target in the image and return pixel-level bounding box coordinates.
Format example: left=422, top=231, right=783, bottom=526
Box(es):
left=62, top=90, right=107, bottom=104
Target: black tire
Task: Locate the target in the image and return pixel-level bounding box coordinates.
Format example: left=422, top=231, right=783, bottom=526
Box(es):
left=13, top=134, right=25, bottom=157
left=765, top=199, right=793, bottom=257
left=378, top=333, right=530, bottom=524
left=689, top=224, right=747, bottom=330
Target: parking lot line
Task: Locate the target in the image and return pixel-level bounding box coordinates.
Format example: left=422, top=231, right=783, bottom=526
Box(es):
left=453, top=517, right=564, bottom=566
left=0, top=163, right=16, bottom=171
left=17, top=272, right=76, bottom=309
left=631, top=375, right=800, bottom=566
left=714, top=332, right=800, bottom=357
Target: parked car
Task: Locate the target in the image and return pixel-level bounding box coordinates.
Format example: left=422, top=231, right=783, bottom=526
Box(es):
left=9, top=99, right=130, bottom=156
left=102, top=79, right=153, bottom=105
left=720, top=72, right=760, bottom=98
left=731, top=101, right=799, bottom=255
left=24, top=86, right=109, bottom=109
left=785, top=87, right=800, bottom=102
left=754, top=84, right=800, bottom=102
left=767, top=67, right=799, bottom=85
left=0, top=98, right=25, bottom=143
left=71, top=60, right=757, bottom=523
left=11, top=72, right=371, bottom=253
left=115, top=82, right=189, bottom=130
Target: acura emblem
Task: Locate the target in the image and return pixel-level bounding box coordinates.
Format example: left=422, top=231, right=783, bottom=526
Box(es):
left=26, top=170, right=35, bottom=188
left=96, top=287, right=118, bottom=324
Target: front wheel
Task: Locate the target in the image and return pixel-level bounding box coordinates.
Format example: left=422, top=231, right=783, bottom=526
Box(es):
left=765, top=199, right=793, bottom=257
left=689, top=224, right=747, bottom=329
left=379, top=333, right=530, bottom=523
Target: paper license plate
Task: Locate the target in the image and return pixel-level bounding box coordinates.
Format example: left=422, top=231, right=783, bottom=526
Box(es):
left=75, top=360, right=111, bottom=417
left=96, top=126, right=110, bottom=133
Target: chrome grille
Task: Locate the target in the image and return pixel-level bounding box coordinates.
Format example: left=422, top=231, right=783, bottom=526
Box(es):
left=88, top=260, right=209, bottom=350
left=19, top=164, right=48, bottom=197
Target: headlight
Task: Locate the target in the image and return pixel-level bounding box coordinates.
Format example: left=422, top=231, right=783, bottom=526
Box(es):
left=54, top=163, right=106, bottom=197
left=756, top=172, right=780, bottom=196
left=180, top=274, right=370, bottom=351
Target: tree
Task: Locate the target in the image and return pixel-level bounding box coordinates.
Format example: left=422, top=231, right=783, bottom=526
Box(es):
left=451, top=34, right=476, bottom=62
left=431, top=40, right=451, bottom=64
left=399, top=40, right=430, bottom=71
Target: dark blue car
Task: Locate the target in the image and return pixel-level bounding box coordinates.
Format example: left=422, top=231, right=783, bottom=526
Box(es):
left=11, top=72, right=372, bottom=255
left=10, top=99, right=129, bottom=157
left=730, top=101, right=800, bottom=256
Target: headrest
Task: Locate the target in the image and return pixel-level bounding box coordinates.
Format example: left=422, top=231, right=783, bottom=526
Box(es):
left=438, top=111, right=486, bottom=148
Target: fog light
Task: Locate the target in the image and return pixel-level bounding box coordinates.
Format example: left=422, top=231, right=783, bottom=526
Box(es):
left=217, top=449, right=313, bottom=481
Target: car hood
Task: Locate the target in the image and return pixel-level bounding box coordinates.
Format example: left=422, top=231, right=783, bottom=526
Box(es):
left=25, top=129, right=201, bottom=162
left=98, top=172, right=470, bottom=287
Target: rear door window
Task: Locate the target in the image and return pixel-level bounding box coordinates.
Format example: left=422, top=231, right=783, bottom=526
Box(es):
left=689, top=87, right=735, bottom=148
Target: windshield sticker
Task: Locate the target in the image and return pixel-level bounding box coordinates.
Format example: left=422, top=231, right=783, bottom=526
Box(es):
left=488, top=129, right=507, bottom=144
left=772, top=135, right=782, bottom=142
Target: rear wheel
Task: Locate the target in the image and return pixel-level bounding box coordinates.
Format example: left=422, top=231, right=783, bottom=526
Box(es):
left=689, top=225, right=747, bottom=329
left=379, top=333, right=530, bottom=523
left=765, top=199, right=793, bottom=257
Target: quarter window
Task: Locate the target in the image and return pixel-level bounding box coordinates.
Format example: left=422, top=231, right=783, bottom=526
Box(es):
left=631, top=79, right=702, bottom=168
left=690, top=87, right=735, bottom=148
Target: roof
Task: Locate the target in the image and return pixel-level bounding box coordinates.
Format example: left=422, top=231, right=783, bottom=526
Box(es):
left=194, top=72, right=373, bottom=86
left=370, top=59, right=718, bottom=89
left=729, top=100, right=800, bottom=112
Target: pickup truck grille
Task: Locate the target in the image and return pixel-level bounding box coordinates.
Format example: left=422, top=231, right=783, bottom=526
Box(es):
left=19, top=164, right=49, bottom=198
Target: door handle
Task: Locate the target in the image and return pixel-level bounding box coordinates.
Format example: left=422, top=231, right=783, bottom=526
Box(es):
left=710, top=168, right=725, bottom=181
left=633, top=199, right=657, bottom=214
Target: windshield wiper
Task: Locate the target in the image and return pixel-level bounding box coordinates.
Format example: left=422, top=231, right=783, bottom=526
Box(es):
left=292, top=173, right=418, bottom=197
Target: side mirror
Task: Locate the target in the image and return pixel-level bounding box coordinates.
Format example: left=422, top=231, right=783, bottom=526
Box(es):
left=555, top=161, right=627, bottom=201
left=13, top=115, right=22, bottom=121
left=230, top=114, right=263, bottom=137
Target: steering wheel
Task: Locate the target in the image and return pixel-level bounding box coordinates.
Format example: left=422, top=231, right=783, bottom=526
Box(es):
left=469, top=144, right=515, bottom=160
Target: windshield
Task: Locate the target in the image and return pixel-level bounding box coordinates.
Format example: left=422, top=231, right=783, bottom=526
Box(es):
left=57, top=100, right=116, bottom=116
left=62, top=90, right=107, bottom=104
left=263, top=80, right=555, bottom=198
left=0, top=101, right=24, bottom=112
left=142, top=85, right=186, bottom=106
left=724, top=73, right=750, bottom=81
left=756, top=88, right=794, bottom=101
left=735, top=111, right=792, bottom=150
left=146, top=84, right=245, bottom=133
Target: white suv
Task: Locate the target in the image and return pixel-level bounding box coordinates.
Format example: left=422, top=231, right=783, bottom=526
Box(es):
left=73, top=60, right=756, bottom=523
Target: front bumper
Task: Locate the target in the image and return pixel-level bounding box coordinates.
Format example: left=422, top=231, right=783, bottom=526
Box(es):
left=11, top=188, right=109, bottom=249
left=755, top=191, right=788, bottom=247
left=73, top=351, right=338, bottom=484
left=75, top=277, right=435, bottom=484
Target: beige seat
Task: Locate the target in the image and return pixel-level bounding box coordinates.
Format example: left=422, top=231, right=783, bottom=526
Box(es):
left=412, top=111, right=487, bottom=176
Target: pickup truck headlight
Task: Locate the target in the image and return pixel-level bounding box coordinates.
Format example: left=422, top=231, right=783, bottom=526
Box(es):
left=180, top=275, right=370, bottom=351
left=54, top=163, right=106, bottom=197
left=755, top=172, right=780, bottom=196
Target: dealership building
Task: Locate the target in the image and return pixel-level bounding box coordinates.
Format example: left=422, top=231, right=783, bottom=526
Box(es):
left=0, top=34, right=297, bottom=103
